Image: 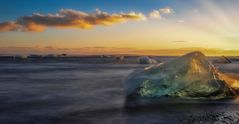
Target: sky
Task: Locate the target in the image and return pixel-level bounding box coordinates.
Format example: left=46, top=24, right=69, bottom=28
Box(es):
left=0, top=0, right=239, bottom=56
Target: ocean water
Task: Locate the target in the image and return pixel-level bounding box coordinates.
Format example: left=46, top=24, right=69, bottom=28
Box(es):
left=0, top=60, right=239, bottom=124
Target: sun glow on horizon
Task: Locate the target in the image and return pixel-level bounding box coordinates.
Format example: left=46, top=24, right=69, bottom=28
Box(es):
left=0, top=0, right=239, bottom=56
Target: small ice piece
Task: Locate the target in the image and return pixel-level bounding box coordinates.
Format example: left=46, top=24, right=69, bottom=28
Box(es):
left=138, top=56, right=157, bottom=64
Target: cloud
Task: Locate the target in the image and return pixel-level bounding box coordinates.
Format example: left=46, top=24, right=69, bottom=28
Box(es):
left=149, top=10, right=161, bottom=19
left=0, top=7, right=174, bottom=32
left=0, top=9, right=146, bottom=32
left=0, top=21, right=20, bottom=32
left=159, top=7, right=174, bottom=14
left=177, top=19, right=185, bottom=23
left=149, top=7, right=174, bottom=19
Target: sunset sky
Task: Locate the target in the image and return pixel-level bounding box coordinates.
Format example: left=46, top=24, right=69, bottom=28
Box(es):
left=0, top=0, right=239, bottom=56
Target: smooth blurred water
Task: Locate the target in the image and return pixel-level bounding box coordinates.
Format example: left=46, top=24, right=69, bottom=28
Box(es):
left=0, top=61, right=239, bottom=124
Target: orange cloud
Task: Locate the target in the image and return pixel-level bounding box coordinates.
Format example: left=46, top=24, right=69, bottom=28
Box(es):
left=0, top=21, right=19, bottom=32
left=0, top=9, right=146, bottom=32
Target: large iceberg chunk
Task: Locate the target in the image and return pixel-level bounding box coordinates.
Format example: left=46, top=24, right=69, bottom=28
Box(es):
left=123, top=51, right=239, bottom=99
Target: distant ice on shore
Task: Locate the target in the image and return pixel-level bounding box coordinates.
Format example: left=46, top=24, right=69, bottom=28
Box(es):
left=138, top=56, right=157, bottom=64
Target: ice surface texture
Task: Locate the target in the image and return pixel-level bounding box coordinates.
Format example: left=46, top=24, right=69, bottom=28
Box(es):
left=123, top=51, right=239, bottom=99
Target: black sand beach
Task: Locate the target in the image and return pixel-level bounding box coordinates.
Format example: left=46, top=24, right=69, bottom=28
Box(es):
left=0, top=57, right=239, bottom=124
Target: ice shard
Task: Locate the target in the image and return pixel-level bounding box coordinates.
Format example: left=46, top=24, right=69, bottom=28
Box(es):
left=123, top=51, right=239, bottom=99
